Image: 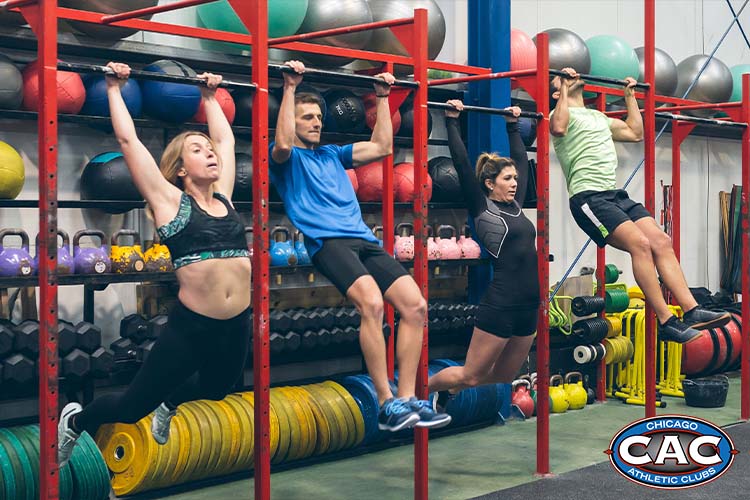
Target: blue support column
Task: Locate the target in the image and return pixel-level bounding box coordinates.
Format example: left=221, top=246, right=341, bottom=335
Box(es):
left=467, top=0, right=511, bottom=303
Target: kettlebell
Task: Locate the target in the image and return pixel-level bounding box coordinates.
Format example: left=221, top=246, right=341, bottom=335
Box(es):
left=143, top=234, right=173, bottom=272
left=425, top=226, right=442, bottom=261
left=110, top=230, right=145, bottom=273
left=394, top=222, right=414, bottom=261
left=245, top=226, right=254, bottom=259
left=371, top=225, right=384, bottom=247
left=35, top=229, right=75, bottom=275
left=270, top=226, right=297, bottom=267
left=584, top=374, right=596, bottom=404
left=73, top=230, right=111, bottom=274
left=511, top=379, right=535, bottom=418
left=458, top=224, right=482, bottom=259
left=294, top=230, right=311, bottom=265
left=0, top=229, right=35, bottom=277
left=549, top=375, right=570, bottom=413
left=436, top=225, right=462, bottom=260
left=564, top=371, right=588, bottom=410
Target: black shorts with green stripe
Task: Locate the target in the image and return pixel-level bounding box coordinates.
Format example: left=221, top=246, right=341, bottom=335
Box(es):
left=568, top=189, right=651, bottom=247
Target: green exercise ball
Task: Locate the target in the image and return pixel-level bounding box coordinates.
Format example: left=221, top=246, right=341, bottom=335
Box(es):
left=729, top=64, right=750, bottom=102
left=585, top=35, right=639, bottom=102
left=197, top=0, right=309, bottom=53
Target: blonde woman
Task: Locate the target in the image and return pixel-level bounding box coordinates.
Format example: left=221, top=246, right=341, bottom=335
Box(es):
left=58, top=62, right=251, bottom=464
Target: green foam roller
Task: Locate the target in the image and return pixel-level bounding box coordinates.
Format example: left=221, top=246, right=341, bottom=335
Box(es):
left=604, top=263, right=621, bottom=284
left=605, top=289, right=630, bottom=313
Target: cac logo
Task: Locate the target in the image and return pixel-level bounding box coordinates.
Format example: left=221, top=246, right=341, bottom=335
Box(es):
left=607, top=415, right=738, bottom=489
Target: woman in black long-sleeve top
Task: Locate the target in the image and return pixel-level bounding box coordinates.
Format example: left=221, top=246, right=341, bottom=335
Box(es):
left=429, top=100, right=539, bottom=411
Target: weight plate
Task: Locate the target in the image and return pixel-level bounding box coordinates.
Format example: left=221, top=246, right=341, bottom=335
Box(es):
left=211, top=400, right=241, bottom=475
left=239, top=392, right=279, bottom=463
left=267, top=391, right=292, bottom=463
left=12, top=427, right=42, bottom=500
left=222, top=395, right=254, bottom=472
left=78, top=429, right=111, bottom=499
left=320, top=381, right=365, bottom=448
left=165, top=413, right=190, bottom=486
left=189, top=401, right=222, bottom=479
left=27, top=426, right=73, bottom=500
left=283, top=387, right=318, bottom=459
left=197, top=401, right=231, bottom=476
left=0, top=432, right=15, bottom=500
left=173, top=404, right=203, bottom=484
left=302, top=385, right=341, bottom=453
left=271, top=389, right=300, bottom=462
left=146, top=413, right=181, bottom=490
left=0, top=429, right=32, bottom=500
left=339, top=376, right=379, bottom=445
left=95, top=419, right=155, bottom=496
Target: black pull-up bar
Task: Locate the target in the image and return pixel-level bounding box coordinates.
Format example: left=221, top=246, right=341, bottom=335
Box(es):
left=428, top=101, right=542, bottom=120
left=655, top=111, right=747, bottom=128
left=272, top=64, right=420, bottom=89
left=549, top=69, right=651, bottom=91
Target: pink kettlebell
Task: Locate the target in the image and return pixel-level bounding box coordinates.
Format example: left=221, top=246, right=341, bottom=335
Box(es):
left=395, top=222, right=414, bottom=261
left=436, top=225, right=462, bottom=260
left=458, top=224, right=481, bottom=259
left=425, top=226, right=442, bottom=261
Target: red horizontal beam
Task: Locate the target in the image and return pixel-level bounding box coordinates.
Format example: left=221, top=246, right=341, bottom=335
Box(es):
left=101, top=0, right=218, bottom=23
left=57, top=6, right=253, bottom=45
left=429, top=68, right=536, bottom=86
left=275, top=40, right=414, bottom=65
left=269, top=17, right=413, bottom=46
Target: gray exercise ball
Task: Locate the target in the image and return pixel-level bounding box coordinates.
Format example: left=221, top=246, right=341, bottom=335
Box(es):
left=295, top=0, right=373, bottom=68
left=675, top=54, right=733, bottom=117
left=367, top=0, right=446, bottom=60
left=59, top=0, right=158, bottom=40
left=0, top=53, right=23, bottom=110
left=534, top=28, right=591, bottom=74
left=634, top=47, right=678, bottom=97
left=0, top=9, right=25, bottom=26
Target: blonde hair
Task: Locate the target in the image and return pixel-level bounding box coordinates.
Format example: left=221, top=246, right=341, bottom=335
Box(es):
left=146, top=131, right=220, bottom=220
left=475, top=153, right=516, bottom=195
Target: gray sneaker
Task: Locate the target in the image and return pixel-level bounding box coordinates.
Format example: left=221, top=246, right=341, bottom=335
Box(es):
left=58, top=402, right=82, bottom=467
left=151, top=403, right=177, bottom=445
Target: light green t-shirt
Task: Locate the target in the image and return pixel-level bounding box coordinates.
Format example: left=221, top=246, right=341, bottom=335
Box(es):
left=551, top=107, right=618, bottom=197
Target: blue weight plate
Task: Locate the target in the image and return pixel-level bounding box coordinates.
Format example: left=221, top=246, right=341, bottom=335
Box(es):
left=341, top=376, right=379, bottom=444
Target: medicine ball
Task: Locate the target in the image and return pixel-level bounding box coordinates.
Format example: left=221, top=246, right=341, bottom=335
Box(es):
left=0, top=53, right=23, bottom=110
left=80, top=152, right=142, bottom=214
left=193, top=87, right=236, bottom=124
left=362, top=92, right=401, bottom=135
left=0, top=140, right=25, bottom=199
left=234, top=91, right=281, bottom=127
left=397, top=106, right=433, bottom=138
left=428, top=156, right=462, bottom=202
left=80, top=74, right=142, bottom=117
left=394, top=162, right=432, bottom=202
left=22, top=59, right=86, bottom=114
left=324, top=89, right=366, bottom=133
left=355, top=160, right=384, bottom=201
left=232, top=152, right=281, bottom=202
left=518, top=117, right=537, bottom=147
left=346, top=169, right=359, bottom=195
left=140, top=60, right=201, bottom=122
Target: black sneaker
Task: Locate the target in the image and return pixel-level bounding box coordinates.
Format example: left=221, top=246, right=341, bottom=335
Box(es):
left=682, top=308, right=731, bottom=330
left=378, top=398, right=420, bottom=431
left=429, top=390, right=455, bottom=413
left=658, top=316, right=702, bottom=344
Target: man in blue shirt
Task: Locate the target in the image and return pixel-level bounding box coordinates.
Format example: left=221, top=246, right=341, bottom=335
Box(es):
left=271, top=60, right=450, bottom=431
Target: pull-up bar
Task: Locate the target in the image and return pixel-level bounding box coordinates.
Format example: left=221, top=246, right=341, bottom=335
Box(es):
left=549, top=69, right=651, bottom=91
left=57, top=62, right=257, bottom=91
left=654, top=111, right=747, bottom=128
left=101, top=0, right=218, bottom=23
left=428, top=101, right=542, bottom=119
left=273, top=64, right=420, bottom=88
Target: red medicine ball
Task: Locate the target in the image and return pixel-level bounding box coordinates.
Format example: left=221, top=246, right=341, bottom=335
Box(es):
left=355, top=160, right=384, bottom=201
left=362, top=92, right=401, bottom=135
left=346, top=168, right=359, bottom=195
left=22, top=59, right=86, bottom=114
left=193, top=87, right=236, bottom=124
left=394, top=162, right=432, bottom=202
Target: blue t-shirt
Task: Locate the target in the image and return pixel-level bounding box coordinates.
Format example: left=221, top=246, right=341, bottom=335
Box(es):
left=269, top=143, right=379, bottom=256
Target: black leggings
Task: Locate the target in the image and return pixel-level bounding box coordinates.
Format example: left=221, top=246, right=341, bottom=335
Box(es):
left=75, top=300, right=251, bottom=437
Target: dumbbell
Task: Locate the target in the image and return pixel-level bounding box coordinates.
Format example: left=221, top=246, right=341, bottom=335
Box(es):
left=90, top=347, right=114, bottom=377
left=74, top=321, right=102, bottom=354
left=429, top=317, right=447, bottom=335
left=138, top=339, right=156, bottom=362
left=329, top=327, right=346, bottom=345
left=14, top=320, right=39, bottom=358
left=314, top=308, right=335, bottom=330
left=316, top=328, right=332, bottom=347
left=110, top=338, right=137, bottom=361
left=270, top=332, right=286, bottom=354
left=2, top=353, right=35, bottom=385
left=148, top=315, right=168, bottom=339
left=61, top=348, right=90, bottom=380
left=301, top=329, right=320, bottom=350
left=333, top=307, right=351, bottom=327
left=343, top=326, right=359, bottom=343
left=284, top=332, right=301, bottom=352
left=58, top=320, right=77, bottom=355
left=0, top=320, right=16, bottom=357
left=270, top=310, right=293, bottom=333
left=289, top=309, right=313, bottom=332
left=347, top=308, right=361, bottom=327
left=120, top=314, right=149, bottom=343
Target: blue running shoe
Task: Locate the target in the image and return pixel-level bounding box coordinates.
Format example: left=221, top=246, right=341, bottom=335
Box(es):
left=408, top=397, right=452, bottom=429
left=378, top=397, right=420, bottom=431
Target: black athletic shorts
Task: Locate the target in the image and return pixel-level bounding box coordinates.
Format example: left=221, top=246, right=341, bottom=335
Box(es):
left=569, top=189, right=651, bottom=247
left=474, top=303, right=538, bottom=338
left=312, top=238, right=409, bottom=296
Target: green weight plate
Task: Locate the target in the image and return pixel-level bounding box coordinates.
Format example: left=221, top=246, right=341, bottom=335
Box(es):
left=27, top=425, right=73, bottom=500
left=0, top=429, right=32, bottom=500
left=0, top=433, right=18, bottom=500
left=10, top=427, right=38, bottom=500
left=79, top=430, right=111, bottom=498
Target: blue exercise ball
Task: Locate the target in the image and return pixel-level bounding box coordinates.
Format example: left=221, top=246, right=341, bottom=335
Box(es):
left=140, top=60, right=201, bottom=123
left=80, top=75, right=142, bottom=118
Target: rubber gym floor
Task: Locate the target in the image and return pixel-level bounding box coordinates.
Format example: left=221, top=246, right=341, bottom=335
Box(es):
left=133, top=373, right=745, bottom=500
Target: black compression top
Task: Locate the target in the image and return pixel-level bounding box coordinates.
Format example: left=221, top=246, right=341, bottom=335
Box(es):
left=447, top=117, right=540, bottom=309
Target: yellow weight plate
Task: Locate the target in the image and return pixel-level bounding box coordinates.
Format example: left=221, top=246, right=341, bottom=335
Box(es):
left=181, top=402, right=214, bottom=481
left=95, top=419, right=157, bottom=496
left=192, top=401, right=223, bottom=479
left=167, top=413, right=191, bottom=486
left=283, top=387, right=317, bottom=459
left=152, top=413, right=182, bottom=490
left=322, top=381, right=366, bottom=447
left=173, top=404, right=202, bottom=484
left=239, top=392, right=280, bottom=464
left=296, top=386, right=332, bottom=455
left=223, top=395, right=253, bottom=472
left=312, top=383, right=354, bottom=450
left=145, top=415, right=174, bottom=490
left=270, top=389, right=297, bottom=462
left=199, top=401, right=233, bottom=476
left=303, top=385, right=341, bottom=453
left=214, top=400, right=242, bottom=474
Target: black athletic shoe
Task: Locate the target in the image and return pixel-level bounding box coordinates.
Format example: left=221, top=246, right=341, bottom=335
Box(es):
left=658, top=316, right=702, bottom=344
left=430, top=390, right=455, bottom=413
left=682, top=308, right=731, bottom=330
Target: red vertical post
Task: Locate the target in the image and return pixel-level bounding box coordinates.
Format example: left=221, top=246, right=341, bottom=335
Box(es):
left=594, top=94, right=607, bottom=402
left=230, top=0, right=271, bottom=498
left=411, top=8, right=430, bottom=500
left=32, top=1, right=60, bottom=498
left=383, top=61, right=396, bottom=381
left=644, top=0, right=657, bottom=418
left=534, top=32, right=551, bottom=476
left=741, top=73, right=750, bottom=421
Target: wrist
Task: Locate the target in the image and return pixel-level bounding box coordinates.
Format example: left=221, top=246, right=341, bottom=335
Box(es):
left=376, top=93, right=390, bottom=98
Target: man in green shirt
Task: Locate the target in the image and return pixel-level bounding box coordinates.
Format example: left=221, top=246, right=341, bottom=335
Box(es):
left=550, top=67, right=729, bottom=344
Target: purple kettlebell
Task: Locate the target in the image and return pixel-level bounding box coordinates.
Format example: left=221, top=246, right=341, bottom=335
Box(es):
left=73, top=230, right=111, bottom=274
left=0, top=229, right=35, bottom=277
left=35, top=229, right=75, bottom=274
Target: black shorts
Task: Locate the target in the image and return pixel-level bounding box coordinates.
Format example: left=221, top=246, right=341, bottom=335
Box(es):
left=312, top=238, right=409, bottom=296
left=569, top=189, right=651, bottom=247
left=474, top=304, right=538, bottom=338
